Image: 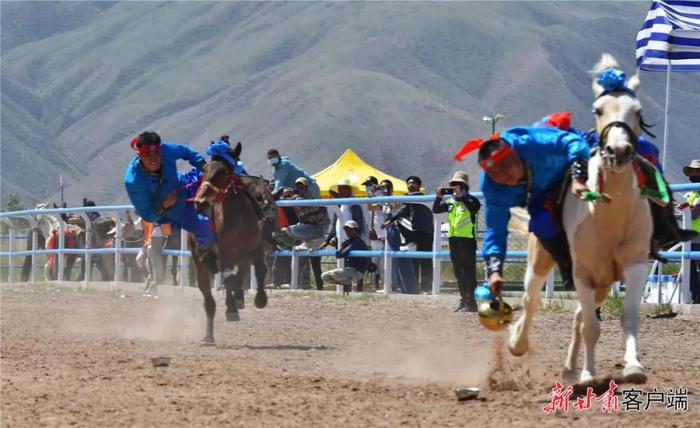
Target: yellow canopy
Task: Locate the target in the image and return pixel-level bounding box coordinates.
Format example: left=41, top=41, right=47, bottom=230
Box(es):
left=312, top=149, right=417, bottom=198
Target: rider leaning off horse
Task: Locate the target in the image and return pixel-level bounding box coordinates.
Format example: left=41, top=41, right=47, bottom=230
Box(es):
left=123, top=131, right=220, bottom=273
left=456, top=127, right=590, bottom=296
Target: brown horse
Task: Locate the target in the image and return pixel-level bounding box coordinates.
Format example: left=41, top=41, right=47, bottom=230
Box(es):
left=193, top=143, right=271, bottom=345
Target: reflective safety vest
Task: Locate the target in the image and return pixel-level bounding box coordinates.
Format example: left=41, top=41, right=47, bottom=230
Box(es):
left=446, top=199, right=476, bottom=238
left=686, top=191, right=700, bottom=232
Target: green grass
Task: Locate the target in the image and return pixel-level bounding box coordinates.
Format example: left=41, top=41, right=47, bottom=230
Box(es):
left=539, top=299, right=569, bottom=314
left=601, top=294, right=625, bottom=318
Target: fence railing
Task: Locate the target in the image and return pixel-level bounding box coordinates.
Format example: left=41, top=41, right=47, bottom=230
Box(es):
left=1, top=183, right=698, bottom=302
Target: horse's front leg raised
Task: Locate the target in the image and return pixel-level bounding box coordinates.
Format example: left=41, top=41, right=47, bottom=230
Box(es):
left=509, top=234, right=554, bottom=356
left=620, top=261, right=647, bottom=384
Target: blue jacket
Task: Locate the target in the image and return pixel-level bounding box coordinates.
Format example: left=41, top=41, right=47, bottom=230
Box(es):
left=272, top=157, right=315, bottom=194
left=124, top=143, right=206, bottom=224
left=481, top=127, right=589, bottom=261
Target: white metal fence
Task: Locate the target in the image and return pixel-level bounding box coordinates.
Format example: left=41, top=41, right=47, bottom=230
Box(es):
left=2, top=183, right=699, bottom=302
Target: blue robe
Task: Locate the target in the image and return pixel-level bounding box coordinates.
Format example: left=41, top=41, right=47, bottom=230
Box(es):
left=481, top=127, right=589, bottom=262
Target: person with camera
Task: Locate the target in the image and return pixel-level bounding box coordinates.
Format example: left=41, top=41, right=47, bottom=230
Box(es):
left=275, top=177, right=329, bottom=248
left=433, top=171, right=481, bottom=312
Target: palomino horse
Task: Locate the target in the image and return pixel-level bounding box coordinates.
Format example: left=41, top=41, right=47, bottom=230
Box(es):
left=193, top=143, right=271, bottom=344
left=509, top=54, right=653, bottom=386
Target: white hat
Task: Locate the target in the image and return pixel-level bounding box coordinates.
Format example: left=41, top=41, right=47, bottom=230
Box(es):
left=343, top=220, right=359, bottom=230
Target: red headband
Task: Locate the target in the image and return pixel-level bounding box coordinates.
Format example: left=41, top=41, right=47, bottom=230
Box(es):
left=454, top=133, right=514, bottom=172
left=130, top=135, right=161, bottom=156
left=479, top=144, right=513, bottom=172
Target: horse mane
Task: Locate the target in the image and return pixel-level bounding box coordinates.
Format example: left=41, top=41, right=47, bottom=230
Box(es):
left=590, top=53, right=619, bottom=75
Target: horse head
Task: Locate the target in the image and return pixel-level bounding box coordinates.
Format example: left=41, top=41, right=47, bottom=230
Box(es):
left=591, top=53, right=645, bottom=170
left=195, top=156, right=240, bottom=212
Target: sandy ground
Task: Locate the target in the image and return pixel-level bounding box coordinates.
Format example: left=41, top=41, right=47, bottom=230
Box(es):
left=1, top=283, right=698, bottom=427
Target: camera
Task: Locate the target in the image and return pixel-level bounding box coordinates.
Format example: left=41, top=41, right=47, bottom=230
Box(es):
left=440, top=187, right=454, bottom=195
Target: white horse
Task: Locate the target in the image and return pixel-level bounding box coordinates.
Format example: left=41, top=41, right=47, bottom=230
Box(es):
left=509, top=53, right=652, bottom=386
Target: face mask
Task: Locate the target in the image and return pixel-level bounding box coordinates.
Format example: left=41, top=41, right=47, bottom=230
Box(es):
left=365, top=185, right=373, bottom=194
left=268, top=157, right=280, bottom=166
left=690, top=176, right=700, bottom=183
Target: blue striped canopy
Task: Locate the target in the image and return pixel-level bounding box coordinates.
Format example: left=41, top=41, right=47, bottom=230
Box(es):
left=636, top=0, right=700, bottom=71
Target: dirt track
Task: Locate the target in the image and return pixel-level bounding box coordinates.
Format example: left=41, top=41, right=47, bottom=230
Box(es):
left=1, top=283, right=698, bottom=427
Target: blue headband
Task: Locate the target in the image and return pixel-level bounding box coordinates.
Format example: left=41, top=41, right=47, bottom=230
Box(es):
left=207, top=141, right=237, bottom=167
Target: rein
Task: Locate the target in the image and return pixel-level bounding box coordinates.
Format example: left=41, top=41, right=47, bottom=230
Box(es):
left=201, top=172, right=247, bottom=202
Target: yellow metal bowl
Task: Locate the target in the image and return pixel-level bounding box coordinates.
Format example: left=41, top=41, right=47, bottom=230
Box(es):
left=478, top=299, right=513, bottom=332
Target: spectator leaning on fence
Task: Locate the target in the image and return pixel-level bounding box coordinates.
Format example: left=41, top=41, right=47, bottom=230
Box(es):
left=433, top=171, right=481, bottom=312
left=683, top=159, right=700, bottom=303
left=321, top=220, right=369, bottom=293
left=275, top=177, right=330, bottom=250
left=267, top=148, right=320, bottom=200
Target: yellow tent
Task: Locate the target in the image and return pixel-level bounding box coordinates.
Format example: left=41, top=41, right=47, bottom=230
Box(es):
left=312, top=148, right=417, bottom=198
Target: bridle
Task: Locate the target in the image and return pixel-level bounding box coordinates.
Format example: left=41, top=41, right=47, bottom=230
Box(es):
left=597, top=120, right=638, bottom=167
left=594, top=87, right=654, bottom=168
left=200, top=168, right=246, bottom=202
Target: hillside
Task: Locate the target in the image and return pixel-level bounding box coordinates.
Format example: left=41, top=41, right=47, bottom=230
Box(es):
left=2, top=1, right=698, bottom=207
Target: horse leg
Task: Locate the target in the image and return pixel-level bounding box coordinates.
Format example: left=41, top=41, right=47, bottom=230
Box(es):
left=576, top=283, right=600, bottom=384
left=194, top=258, right=216, bottom=344
left=254, top=253, right=268, bottom=309
left=562, top=305, right=583, bottom=384
left=509, top=234, right=554, bottom=356
left=222, top=265, right=241, bottom=321
left=620, top=262, right=647, bottom=384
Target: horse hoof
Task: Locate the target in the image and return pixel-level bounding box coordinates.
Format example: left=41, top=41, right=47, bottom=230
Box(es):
left=235, top=299, right=245, bottom=310
left=579, top=371, right=595, bottom=385
left=226, top=311, right=240, bottom=322
left=507, top=336, right=528, bottom=357
left=200, top=336, right=215, bottom=346
left=254, top=291, right=268, bottom=309
left=562, top=368, right=577, bottom=385
left=622, top=365, right=647, bottom=384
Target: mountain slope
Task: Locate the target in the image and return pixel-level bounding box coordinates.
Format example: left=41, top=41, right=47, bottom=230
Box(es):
left=2, top=1, right=698, bottom=206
